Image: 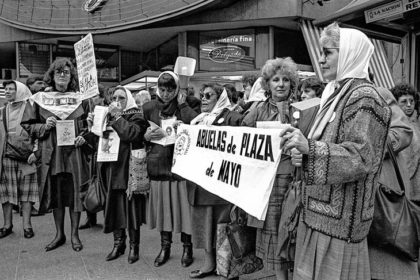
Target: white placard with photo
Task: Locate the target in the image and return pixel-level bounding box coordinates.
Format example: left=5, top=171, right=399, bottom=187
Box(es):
left=56, top=120, right=76, bottom=146
left=97, top=130, right=120, bottom=162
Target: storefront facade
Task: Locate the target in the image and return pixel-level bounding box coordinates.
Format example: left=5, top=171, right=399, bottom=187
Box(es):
left=315, top=0, right=420, bottom=89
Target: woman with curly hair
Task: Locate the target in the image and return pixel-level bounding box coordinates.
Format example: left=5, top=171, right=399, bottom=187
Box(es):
left=21, top=58, right=92, bottom=252
left=241, top=57, right=299, bottom=279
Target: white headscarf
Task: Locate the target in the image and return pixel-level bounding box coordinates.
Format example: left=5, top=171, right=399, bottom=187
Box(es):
left=191, top=88, right=231, bottom=125
left=12, top=81, right=32, bottom=104
left=309, top=27, right=374, bottom=140
left=156, top=71, right=180, bottom=100
left=246, top=77, right=266, bottom=103
left=114, top=86, right=138, bottom=111
left=319, top=28, right=374, bottom=109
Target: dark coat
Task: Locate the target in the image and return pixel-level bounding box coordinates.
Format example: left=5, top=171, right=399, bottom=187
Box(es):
left=98, top=111, right=148, bottom=190
left=142, top=99, right=200, bottom=181
left=20, top=100, right=92, bottom=212
left=187, top=108, right=244, bottom=206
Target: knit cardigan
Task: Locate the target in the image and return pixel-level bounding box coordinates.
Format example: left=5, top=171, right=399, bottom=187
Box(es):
left=302, top=79, right=391, bottom=242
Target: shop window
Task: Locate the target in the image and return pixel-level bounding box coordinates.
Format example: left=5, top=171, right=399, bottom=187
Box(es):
left=55, top=41, right=119, bottom=82
left=273, top=28, right=311, bottom=66
left=121, top=50, right=143, bottom=80
left=198, top=29, right=256, bottom=72
left=19, top=43, right=50, bottom=78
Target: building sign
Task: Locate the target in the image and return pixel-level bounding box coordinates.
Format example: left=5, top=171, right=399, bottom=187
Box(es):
left=199, top=30, right=255, bottom=72
left=365, top=0, right=403, bottom=23
left=208, top=46, right=246, bottom=63
left=402, top=0, right=420, bottom=12
left=74, top=33, right=99, bottom=99
left=83, top=0, right=107, bottom=13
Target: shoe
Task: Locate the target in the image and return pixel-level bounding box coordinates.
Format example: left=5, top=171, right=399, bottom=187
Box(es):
left=127, top=244, right=139, bottom=264
left=79, top=213, right=97, bottom=230
left=71, top=240, right=83, bottom=252
left=154, top=231, right=172, bottom=267
left=45, top=236, right=66, bottom=252
left=128, top=229, right=140, bottom=264
left=181, top=244, right=193, bottom=267
left=0, top=226, right=13, bottom=238
left=189, top=269, right=216, bottom=279
left=23, top=228, right=35, bottom=239
left=106, top=229, right=126, bottom=261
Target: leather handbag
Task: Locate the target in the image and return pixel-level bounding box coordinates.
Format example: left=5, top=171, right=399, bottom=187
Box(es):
left=368, top=142, right=420, bottom=262
left=128, top=146, right=150, bottom=194
left=82, top=174, right=106, bottom=213
left=5, top=135, right=33, bottom=162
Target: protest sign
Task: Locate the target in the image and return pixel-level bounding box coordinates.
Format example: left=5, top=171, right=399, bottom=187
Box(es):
left=171, top=124, right=286, bottom=220
left=56, top=120, right=76, bottom=146
left=74, top=33, right=99, bottom=100
left=97, top=130, right=120, bottom=162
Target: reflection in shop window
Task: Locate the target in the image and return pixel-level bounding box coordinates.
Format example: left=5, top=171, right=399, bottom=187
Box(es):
left=199, top=29, right=256, bottom=71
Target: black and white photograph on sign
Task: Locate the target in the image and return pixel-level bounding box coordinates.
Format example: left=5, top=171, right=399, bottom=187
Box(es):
left=1, top=0, right=420, bottom=279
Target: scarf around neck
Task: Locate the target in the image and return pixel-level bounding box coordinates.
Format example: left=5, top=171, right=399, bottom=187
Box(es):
left=191, top=89, right=231, bottom=125
left=309, top=28, right=374, bottom=140
left=31, top=90, right=82, bottom=120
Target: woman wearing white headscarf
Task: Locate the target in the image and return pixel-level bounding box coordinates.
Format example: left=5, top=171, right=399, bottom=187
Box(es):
left=188, top=83, right=243, bottom=278
left=142, top=71, right=201, bottom=268
left=96, top=86, right=149, bottom=264
left=279, top=23, right=391, bottom=279
left=0, top=81, right=38, bottom=239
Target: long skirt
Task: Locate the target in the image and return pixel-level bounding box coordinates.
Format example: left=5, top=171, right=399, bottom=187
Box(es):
left=49, top=173, right=83, bottom=212
left=147, top=180, right=192, bottom=234
left=254, top=174, right=291, bottom=271
left=369, top=245, right=420, bottom=280
left=191, top=204, right=232, bottom=250
left=0, top=157, right=39, bottom=205
left=293, top=220, right=370, bottom=280
left=104, top=189, right=146, bottom=234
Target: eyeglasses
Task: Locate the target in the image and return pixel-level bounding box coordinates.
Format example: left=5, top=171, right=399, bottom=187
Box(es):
left=54, top=70, right=71, bottom=76
left=200, top=92, right=217, bottom=100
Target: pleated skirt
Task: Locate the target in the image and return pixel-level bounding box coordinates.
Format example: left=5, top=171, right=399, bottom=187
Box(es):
left=147, top=180, right=192, bottom=234
left=0, top=157, right=39, bottom=205
left=293, top=220, right=370, bottom=280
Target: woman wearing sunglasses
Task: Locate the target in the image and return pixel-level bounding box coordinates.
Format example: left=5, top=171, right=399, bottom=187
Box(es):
left=188, top=83, right=243, bottom=278
left=142, top=71, right=200, bottom=268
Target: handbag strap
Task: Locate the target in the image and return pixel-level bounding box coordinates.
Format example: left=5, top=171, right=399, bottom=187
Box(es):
left=386, top=141, right=406, bottom=192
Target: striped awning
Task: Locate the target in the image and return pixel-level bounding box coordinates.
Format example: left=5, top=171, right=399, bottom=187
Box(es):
left=299, top=19, right=395, bottom=89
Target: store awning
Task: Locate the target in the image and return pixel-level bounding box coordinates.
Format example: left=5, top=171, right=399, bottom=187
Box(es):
left=314, top=0, right=391, bottom=26
left=300, top=20, right=323, bottom=82
left=300, top=19, right=395, bottom=89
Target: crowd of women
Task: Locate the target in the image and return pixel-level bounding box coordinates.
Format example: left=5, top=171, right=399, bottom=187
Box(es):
left=0, top=22, right=419, bottom=280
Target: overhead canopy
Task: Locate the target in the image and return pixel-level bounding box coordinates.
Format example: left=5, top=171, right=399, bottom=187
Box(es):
left=0, top=0, right=236, bottom=35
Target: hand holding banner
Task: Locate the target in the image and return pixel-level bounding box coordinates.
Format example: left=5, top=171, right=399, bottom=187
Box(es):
left=171, top=124, right=288, bottom=220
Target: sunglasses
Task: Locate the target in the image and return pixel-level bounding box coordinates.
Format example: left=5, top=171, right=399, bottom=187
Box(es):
left=200, top=92, right=217, bottom=100
left=54, top=70, right=71, bottom=76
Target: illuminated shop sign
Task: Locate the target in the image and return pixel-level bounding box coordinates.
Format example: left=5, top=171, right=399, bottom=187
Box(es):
left=83, top=0, right=107, bottom=13
left=199, top=30, right=255, bottom=71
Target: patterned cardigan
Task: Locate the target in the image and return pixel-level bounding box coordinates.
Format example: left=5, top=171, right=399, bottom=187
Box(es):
left=303, top=79, right=391, bottom=243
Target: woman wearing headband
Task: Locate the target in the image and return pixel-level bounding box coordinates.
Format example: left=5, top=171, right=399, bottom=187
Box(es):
left=142, top=71, right=200, bottom=268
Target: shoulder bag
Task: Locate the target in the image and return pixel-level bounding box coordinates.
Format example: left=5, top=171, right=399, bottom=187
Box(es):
left=368, top=142, right=420, bottom=261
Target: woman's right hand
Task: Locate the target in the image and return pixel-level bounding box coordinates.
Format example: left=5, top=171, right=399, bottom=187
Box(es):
left=144, top=126, right=167, bottom=141
left=45, top=116, right=57, bottom=130
left=87, top=112, right=94, bottom=130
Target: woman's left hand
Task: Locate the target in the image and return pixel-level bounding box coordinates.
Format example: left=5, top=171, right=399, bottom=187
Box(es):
left=177, top=89, right=187, bottom=105
left=126, top=187, right=133, bottom=200
left=74, top=136, right=86, bottom=147
left=280, top=126, right=309, bottom=155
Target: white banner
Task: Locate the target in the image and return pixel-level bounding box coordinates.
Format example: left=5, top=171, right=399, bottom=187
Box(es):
left=74, top=33, right=99, bottom=100
left=171, top=124, right=286, bottom=220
